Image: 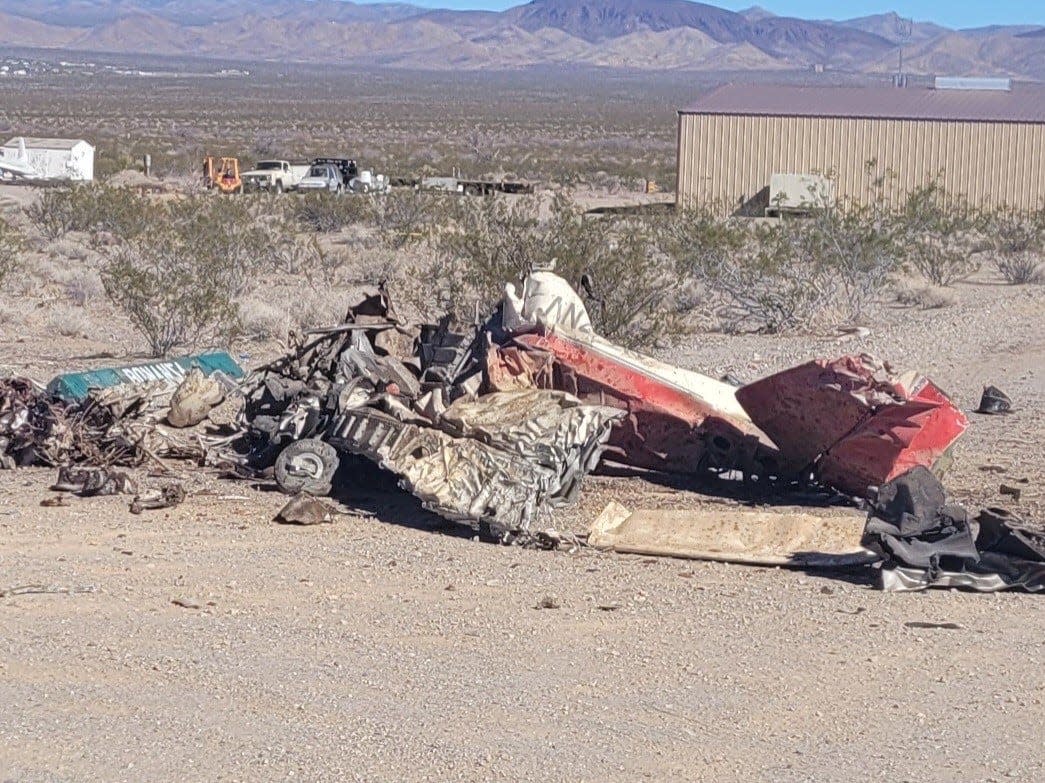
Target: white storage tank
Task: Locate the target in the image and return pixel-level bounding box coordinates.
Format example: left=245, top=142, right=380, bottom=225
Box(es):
left=1, top=137, right=95, bottom=181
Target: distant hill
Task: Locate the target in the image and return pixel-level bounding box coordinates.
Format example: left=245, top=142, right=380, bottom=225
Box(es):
left=0, top=0, right=1041, bottom=78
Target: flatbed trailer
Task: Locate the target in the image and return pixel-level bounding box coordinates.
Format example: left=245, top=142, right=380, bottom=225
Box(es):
left=400, top=175, right=534, bottom=195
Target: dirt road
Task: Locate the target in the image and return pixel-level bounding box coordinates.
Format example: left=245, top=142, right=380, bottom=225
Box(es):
left=2, top=466, right=1043, bottom=783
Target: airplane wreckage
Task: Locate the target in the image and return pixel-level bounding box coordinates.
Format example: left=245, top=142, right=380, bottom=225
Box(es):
left=2, top=268, right=1042, bottom=593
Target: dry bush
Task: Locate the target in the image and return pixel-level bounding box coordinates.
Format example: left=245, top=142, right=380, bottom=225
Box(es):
left=294, top=288, right=351, bottom=331
left=0, top=301, right=19, bottom=325
left=0, top=217, right=22, bottom=289
left=48, top=236, right=91, bottom=261
left=668, top=202, right=899, bottom=333
left=47, top=305, right=91, bottom=338
left=100, top=197, right=261, bottom=356
left=371, top=190, right=439, bottom=250
left=893, top=181, right=984, bottom=286
left=987, top=208, right=1045, bottom=284
left=239, top=297, right=291, bottom=342
left=422, top=193, right=686, bottom=347
left=26, top=185, right=158, bottom=241
left=63, top=269, right=105, bottom=306
left=894, top=283, right=957, bottom=310
left=291, top=193, right=371, bottom=233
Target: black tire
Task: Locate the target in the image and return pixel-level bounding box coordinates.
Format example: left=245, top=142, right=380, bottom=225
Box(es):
left=274, top=438, right=339, bottom=497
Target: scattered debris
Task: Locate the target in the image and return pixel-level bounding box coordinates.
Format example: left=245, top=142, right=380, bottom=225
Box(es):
left=736, top=356, right=968, bottom=496
left=999, top=484, right=1022, bottom=501
left=53, top=466, right=136, bottom=496
left=275, top=493, right=336, bottom=525
left=588, top=501, right=878, bottom=567
left=864, top=468, right=1045, bottom=592
left=3, top=268, right=1034, bottom=600
left=2, top=377, right=154, bottom=468
left=39, top=494, right=70, bottom=507
left=170, top=597, right=201, bottom=609
left=976, top=385, right=1012, bottom=415
left=1, top=583, right=97, bottom=598
left=904, top=621, right=962, bottom=630
left=536, top=595, right=561, bottom=609
left=129, top=483, right=186, bottom=514
left=230, top=286, right=620, bottom=541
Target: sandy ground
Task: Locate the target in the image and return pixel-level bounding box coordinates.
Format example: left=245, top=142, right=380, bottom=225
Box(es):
left=1, top=193, right=1044, bottom=781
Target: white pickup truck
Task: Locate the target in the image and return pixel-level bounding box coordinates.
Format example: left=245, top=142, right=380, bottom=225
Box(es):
left=241, top=160, right=310, bottom=193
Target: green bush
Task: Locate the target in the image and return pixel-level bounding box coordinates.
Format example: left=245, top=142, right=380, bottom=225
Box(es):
left=25, top=185, right=158, bottom=241
left=423, top=193, right=686, bottom=347
left=0, top=217, right=22, bottom=288
left=987, top=207, right=1045, bottom=284
left=99, top=197, right=262, bottom=356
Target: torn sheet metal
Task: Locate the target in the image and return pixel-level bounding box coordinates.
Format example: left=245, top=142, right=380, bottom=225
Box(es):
left=328, top=391, right=620, bottom=537
left=736, top=355, right=968, bottom=496
left=46, top=351, right=244, bottom=403
left=439, top=389, right=623, bottom=504
left=589, top=501, right=878, bottom=567
left=494, top=329, right=782, bottom=477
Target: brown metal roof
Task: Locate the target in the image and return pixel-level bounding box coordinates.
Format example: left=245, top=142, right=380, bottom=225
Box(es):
left=680, top=84, right=1045, bottom=124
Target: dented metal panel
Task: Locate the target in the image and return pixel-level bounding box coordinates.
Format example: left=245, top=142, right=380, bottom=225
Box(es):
left=497, top=329, right=782, bottom=477
left=47, top=352, right=244, bottom=402
left=736, top=356, right=968, bottom=497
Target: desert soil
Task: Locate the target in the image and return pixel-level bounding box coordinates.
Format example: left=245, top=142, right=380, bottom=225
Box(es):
left=1, top=188, right=1043, bottom=782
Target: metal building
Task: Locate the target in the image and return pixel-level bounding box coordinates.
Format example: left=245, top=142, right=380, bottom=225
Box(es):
left=0, top=137, right=94, bottom=182
left=675, top=82, right=1045, bottom=214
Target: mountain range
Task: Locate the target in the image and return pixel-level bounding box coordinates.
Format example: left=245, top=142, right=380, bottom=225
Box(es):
left=0, top=0, right=1041, bottom=77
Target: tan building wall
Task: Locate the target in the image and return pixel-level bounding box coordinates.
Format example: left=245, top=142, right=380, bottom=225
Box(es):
left=676, top=112, right=1045, bottom=214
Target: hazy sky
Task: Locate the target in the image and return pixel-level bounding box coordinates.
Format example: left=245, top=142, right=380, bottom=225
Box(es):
left=386, top=1, right=1045, bottom=29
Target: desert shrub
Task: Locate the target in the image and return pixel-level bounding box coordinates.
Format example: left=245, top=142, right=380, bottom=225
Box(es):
left=291, top=193, right=371, bottom=233
left=987, top=208, right=1045, bottom=284
left=239, top=297, right=291, bottom=341
left=892, top=181, right=984, bottom=286
left=0, top=217, right=22, bottom=289
left=371, top=190, right=439, bottom=249
left=25, top=185, right=158, bottom=241
left=667, top=201, right=899, bottom=333
left=99, top=197, right=260, bottom=356
left=47, top=305, right=90, bottom=338
left=425, top=193, right=685, bottom=347
left=63, top=269, right=105, bottom=306
left=895, top=283, right=956, bottom=310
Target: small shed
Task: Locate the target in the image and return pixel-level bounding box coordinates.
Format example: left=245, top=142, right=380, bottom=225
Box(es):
left=1, top=137, right=94, bottom=182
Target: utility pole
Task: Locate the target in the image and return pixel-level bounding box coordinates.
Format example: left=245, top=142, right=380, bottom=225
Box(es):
left=895, top=14, right=913, bottom=87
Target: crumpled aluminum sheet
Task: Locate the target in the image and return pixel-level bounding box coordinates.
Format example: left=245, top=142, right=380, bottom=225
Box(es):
left=439, top=389, right=623, bottom=501
left=330, top=390, right=622, bottom=537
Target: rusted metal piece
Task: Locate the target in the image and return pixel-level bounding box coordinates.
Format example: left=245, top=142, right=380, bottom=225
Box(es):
left=1, top=377, right=151, bottom=468
left=492, top=329, right=783, bottom=478
left=736, top=356, right=968, bottom=497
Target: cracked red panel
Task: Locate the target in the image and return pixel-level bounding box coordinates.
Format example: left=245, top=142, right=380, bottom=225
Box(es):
left=736, top=357, right=968, bottom=496
left=499, top=331, right=782, bottom=476
left=818, top=378, right=969, bottom=496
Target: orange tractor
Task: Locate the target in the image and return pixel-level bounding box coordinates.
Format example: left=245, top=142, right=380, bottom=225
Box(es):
left=202, top=156, right=242, bottom=194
